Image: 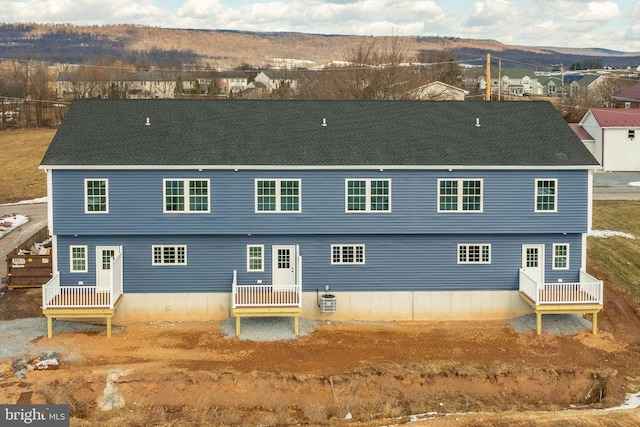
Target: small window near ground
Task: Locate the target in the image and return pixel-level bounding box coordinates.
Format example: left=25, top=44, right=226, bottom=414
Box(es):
left=457, top=244, right=491, bottom=264
left=331, top=244, right=365, bottom=264
left=247, top=245, right=264, bottom=272
left=553, top=244, right=569, bottom=270
left=152, top=245, right=187, bottom=265
left=70, top=246, right=88, bottom=272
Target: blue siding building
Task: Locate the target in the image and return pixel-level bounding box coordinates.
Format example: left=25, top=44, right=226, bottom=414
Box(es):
left=40, top=99, right=602, bottom=325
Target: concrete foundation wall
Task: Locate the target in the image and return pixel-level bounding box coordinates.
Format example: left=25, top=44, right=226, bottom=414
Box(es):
left=113, top=291, right=532, bottom=322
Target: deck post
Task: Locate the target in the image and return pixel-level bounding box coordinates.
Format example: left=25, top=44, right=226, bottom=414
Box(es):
left=236, top=316, right=241, bottom=337
left=592, top=313, right=598, bottom=335
left=294, top=315, right=299, bottom=336
left=106, top=316, right=112, bottom=338
left=47, top=316, right=53, bottom=339
left=536, top=312, right=542, bottom=335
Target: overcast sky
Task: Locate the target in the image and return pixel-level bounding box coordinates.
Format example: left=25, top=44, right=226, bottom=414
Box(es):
left=2, top=0, right=639, bottom=52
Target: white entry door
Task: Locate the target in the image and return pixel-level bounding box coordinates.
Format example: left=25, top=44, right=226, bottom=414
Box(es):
left=272, top=245, right=297, bottom=287
left=96, top=246, right=121, bottom=290
left=522, top=244, right=545, bottom=283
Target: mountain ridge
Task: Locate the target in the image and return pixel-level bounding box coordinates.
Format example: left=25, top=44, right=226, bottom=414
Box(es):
left=1, top=23, right=639, bottom=70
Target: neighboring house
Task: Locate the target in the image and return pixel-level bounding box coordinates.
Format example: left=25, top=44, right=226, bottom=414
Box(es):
left=253, top=70, right=299, bottom=92
left=578, top=108, right=640, bottom=171
left=613, top=81, right=640, bottom=108
left=539, top=76, right=565, bottom=97
left=492, top=68, right=537, bottom=97
left=411, top=81, right=468, bottom=101
left=218, top=71, right=249, bottom=96
left=568, top=75, right=604, bottom=99
left=39, top=100, right=603, bottom=337
left=57, top=70, right=250, bottom=100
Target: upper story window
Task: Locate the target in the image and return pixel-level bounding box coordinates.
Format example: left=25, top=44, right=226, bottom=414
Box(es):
left=457, top=244, right=491, bottom=264
left=247, top=245, right=264, bottom=272
left=70, top=246, right=88, bottom=272
left=255, top=179, right=301, bottom=213
left=553, top=243, right=569, bottom=270
left=331, top=244, right=365, bottom=264
left=438, top=179, right=483, bottom=212
left=346, top=179, right=391, bottom=212
left=85, top=179, right=108, bottom=213
left=152, top=245, right=187, bottom=265
left=164, top=179, right=210, bottom=213
left=628, top=129, right=635, bottom=140
left=535, top=179, right=557, bottom=212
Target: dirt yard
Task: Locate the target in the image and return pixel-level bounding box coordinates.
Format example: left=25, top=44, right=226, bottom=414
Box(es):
left=1, top=284, right=640, bottom=426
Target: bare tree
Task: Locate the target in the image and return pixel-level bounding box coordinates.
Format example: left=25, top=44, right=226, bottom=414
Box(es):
left=305, top=35, right=424, bottom=100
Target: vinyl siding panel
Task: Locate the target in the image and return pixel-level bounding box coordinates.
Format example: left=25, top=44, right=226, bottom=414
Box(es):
left=56, top=233, right=583, bottom=294
left=51, top=169, right=589, bottom=236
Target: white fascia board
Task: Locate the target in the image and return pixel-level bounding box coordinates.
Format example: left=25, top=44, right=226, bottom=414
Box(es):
left=40, top=164, right=601, bottom=171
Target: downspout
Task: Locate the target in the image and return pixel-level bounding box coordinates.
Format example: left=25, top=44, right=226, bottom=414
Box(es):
left=601, top=128, right=605, bottom=170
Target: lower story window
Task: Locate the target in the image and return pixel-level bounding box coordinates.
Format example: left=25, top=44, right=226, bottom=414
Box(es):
left=247, top=245, right=264, bottom=271
left=70, top=246, right=88, bottom=272
left=553, top=244, right=569, bottom=269
left=458, top=244, right=491, bottom=264
left=152, top=245, right=187, bottom=265
left=331, top=244, right=365, bottom=264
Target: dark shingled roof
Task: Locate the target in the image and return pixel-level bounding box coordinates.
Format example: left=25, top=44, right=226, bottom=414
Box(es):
left=41, top=99, right=599, bottom=168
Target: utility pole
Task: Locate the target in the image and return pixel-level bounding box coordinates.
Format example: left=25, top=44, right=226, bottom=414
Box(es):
left=498, top=58, right=502, bottom=101
left=485, top=53, right=491, bottom=101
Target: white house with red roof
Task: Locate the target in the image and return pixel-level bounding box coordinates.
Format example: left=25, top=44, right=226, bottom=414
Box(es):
left=578, top=108, right=640, bottom=171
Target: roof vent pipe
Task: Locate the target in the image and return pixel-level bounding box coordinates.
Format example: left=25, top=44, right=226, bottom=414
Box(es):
left=145, top=117, right=151, bottom=126
left=322, top=118, right=327, bottom=127
left=475, top=118, right=481, bottom=127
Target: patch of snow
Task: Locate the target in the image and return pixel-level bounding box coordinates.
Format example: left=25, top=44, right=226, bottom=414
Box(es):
left=0, top=214, right=29, bottom=238
left=588, top=230, right=635, bottom=239
left=0, top=196, right=47, bottom=207
left=628, top=181, right=640, bottom=187
left=603, top=392, right=640, bottom=411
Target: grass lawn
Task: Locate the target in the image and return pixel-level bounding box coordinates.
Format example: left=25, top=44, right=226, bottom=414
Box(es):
left=0, top=128, right=56, bottom=204
left=589, top=200, right=640, bottom=311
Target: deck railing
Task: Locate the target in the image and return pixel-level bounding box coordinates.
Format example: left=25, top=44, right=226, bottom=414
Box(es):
left=42, top=252, right=123, bottom=309
left=519, top=268, right=603, bottom=305
left=232, top=270, right=302, bottom=308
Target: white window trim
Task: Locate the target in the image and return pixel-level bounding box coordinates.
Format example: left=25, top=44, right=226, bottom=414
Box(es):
left=163, top=179, right=211, bottom=214
left=152, top=245, right=187, bottom=266
left=247, top=244, right=265, bottom=272
left=552, top=243, right=570, bottom=270
left=254, top=178, right=302, bottom=213
left=345, top=179, right=392, bottom=213
left=331, top=244, right=366, bottom=265
left=457, top=243, right=491, bottom=264
left=437, top=178, right=484, bottom=213
left=84, top=179, right=109, bottom=214
left=535, top=178, right=558, bottom=213
left=70, top=245, right=88, bottom=273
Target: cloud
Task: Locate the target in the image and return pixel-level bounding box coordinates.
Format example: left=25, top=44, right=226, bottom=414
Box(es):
left=0, top=0, right=637, bottom=51
left=570, top=1, right=619, bottom=22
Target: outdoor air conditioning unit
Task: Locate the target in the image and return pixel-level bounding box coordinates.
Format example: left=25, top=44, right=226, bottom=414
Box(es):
left=318, top=286, right=337, bottom=313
